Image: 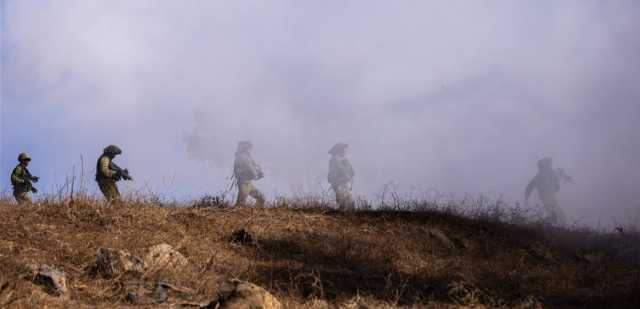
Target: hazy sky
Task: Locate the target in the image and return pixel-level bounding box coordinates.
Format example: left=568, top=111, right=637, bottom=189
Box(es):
left=1, top=1, right=639, bottom=225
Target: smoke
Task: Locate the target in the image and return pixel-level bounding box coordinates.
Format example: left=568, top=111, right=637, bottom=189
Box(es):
left=2, top=1, right=640, bottom=224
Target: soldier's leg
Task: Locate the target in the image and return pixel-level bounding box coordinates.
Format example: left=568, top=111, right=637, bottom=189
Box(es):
left=13, top=191, right=31, bottom=205
left=542, top=203, right=556, bottom=225
left=99, top=181, right=120, bottom=202
left=343, top=188, right=354, bottom=209
left=542, top=197, right=563, bottom=226
left=111, top=183, right=121, bottom=201
left=335, top=184, right=352, bottom=209
left=249, top=185, right=265, bottom=207
left=334, top=185, right=344, bottom=209
left=98, top=181, right=109, bottom=199
left=551, top=204, right=567, bottom=226
left=236, top=182, right=250, bottom=205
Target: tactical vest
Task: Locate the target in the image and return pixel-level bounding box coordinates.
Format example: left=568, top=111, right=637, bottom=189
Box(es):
left=95, top=155, right=111, bottom=181
left=11, top=164, right=31, bottom=191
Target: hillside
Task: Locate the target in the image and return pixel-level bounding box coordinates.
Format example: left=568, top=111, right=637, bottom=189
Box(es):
left=0, top=198, right=639, bottom=308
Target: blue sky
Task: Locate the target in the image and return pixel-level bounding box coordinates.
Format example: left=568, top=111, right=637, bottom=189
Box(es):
left=1, top=1, right=640, bottom=224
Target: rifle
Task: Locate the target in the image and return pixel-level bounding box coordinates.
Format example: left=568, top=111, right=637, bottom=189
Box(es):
left=24, top=179, right=39, bottom=193
left=24, top=170, right=39, bottom=193
left=22, top=176, right=39, bottom=193
left=255, top=164, right=264, bottom=180
left=556, top=168, right=574, bottom=184
left=110, top=162, right=133, bottom=181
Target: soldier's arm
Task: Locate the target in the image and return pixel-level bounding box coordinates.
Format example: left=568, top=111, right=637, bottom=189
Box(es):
left=11, top=166, right=26, bottom=184
left=245, top=157, right=259, bottom=179
left=100, top=157, right=117, bottom=178
left=344, top=159, right=354, bottom=178
left=254, top=162, right=264, bottom=179
left=525, top=177, right=536, bottom=201
left=24, top=168, right=38, bottom=182
left=335, top=159, right=353, bottom=184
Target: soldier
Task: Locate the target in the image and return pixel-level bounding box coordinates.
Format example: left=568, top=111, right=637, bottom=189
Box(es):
left=10, top=153, right=39, bottom=204
left=233, top=141, right=265, bottom=206
left=328, top=142, right=355, bottom=209
left=95, top=145, right=132, bottom=202
left=525, top=157, right=572, bottom=226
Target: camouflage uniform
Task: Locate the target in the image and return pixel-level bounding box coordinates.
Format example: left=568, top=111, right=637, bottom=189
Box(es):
left=525, top=157, right=567, bottom=225
left=234, top=141, right=265, bottom=206
left=96, top=145, right=123, bottom=201
left=10, top=153, right=38, bottom=204
left=328, top=143, right=354, bottom=209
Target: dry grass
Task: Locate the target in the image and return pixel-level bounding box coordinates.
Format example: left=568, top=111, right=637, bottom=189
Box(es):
left=0, top=196, right=639, bottom=308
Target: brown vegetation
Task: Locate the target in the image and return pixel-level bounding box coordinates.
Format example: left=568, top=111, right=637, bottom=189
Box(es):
left=0, top=196, right=639, bottom=308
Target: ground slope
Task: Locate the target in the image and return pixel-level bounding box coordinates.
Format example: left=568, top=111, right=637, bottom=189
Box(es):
left=0, top=199, right=638, bottom=308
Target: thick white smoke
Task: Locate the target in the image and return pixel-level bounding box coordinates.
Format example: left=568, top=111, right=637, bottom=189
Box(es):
left=2, top=1, right=639, bottom=225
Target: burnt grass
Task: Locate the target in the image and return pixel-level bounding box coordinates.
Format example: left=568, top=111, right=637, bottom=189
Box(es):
left=0, top=197, right=639, bottom=308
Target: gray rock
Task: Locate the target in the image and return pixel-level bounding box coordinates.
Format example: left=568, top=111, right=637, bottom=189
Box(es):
left=126, top=292, right=140, bottom=303
left=145, top=244, right=188, bottom=271
left=149, top=281, right=194, bottom=304
left=208, top=279, right=282, bottom=309
left=152, top=282, right=169, bottom=304
left=33, top=265, right=67, bottom=296
left=87, top=248, right=146, bottom=278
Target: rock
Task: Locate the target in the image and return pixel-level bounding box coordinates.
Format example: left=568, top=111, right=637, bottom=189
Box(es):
left=152, top=282, right=169, bottom=304
left=153, top=281, right=194, bottom=304
left=145, top=244, right=188, bottom=271
left=33, top=265, right=67, bottom=296
left=230, top=229, right=257, bottom=245
left=87, top=248, right=146, bottom=278
left=428, top=228, right=456, bottom=250
left=208, top=279, right=282, bottom=309
left=123, top=282, right=156, bottom=305
left=126, top=292, right=140, bottom=303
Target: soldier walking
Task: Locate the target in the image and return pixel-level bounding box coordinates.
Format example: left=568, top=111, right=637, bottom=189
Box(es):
left=10, top=153, right=39, bottom=204
left=233, top=141, right=265, bottom=206
left=95, top=145, right=132, bottom=202
left=525, top=157, right=572, bottom=226
left=328, top=143, right=355, bottom=209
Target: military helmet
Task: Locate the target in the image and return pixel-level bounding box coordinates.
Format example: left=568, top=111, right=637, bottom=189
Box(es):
left=328, top=142, right=348, bottom=155
left=18, top=152, right=32, bottom=162
left=103, top=145, right=122, bottom=155
left=537, top=157, right=553, bottom=170
left=237, top=141, right=253, bottom=152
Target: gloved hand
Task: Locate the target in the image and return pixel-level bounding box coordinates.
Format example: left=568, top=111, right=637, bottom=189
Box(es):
left=31, top=187, right=38, bottom=194
left=31, top=176, right=39, bottom=183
